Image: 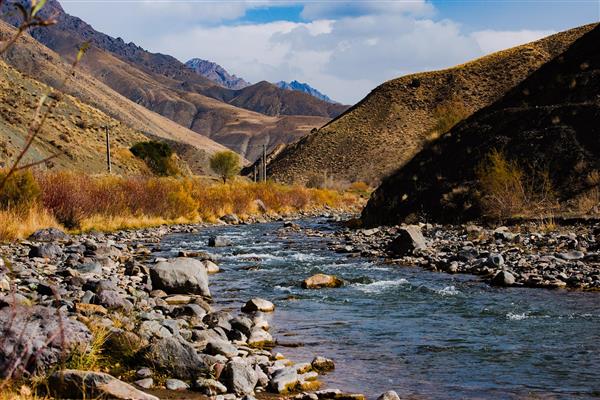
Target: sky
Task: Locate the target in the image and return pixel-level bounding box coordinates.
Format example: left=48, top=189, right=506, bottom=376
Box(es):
left=60, top=0, right=600, bottom=104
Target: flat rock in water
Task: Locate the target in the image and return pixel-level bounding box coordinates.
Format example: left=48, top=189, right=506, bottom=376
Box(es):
left=47, top=370, right=158, bottom=400
left=311, top=356, right=335, bottom=372
left=491, top=270, right=516, bottom=287
left=242, top=298, right=275, bottom=313
left=302, top=274, right=343, bottom=289
left=208, top=236, right=233, bottom=247
left=377, top=391, right=401, bottom=400
left=150, top=258, right=210, bottom=297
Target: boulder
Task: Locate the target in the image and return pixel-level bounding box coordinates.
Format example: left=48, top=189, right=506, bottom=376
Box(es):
left=269, top=367, right=299, bottom=394
left=248, top=328, right=274, bottom=348
left=220, top=214, right=240, bottom=224
left=387, top=225, right=427, bottom=256
left=95, top=290, right=133, bottom=312
left=220, top=360, right=258, bottom=395
left=28, top=228, right=69, bottom=242
left=192, top=377, right=227, bottom=395
left=205, top=340, right=238, bottom=358
left=301, top=274, right=343, bottom=289
left=377, top=391, right=401, bottom=400
left=311, top=356, right=335, bottom=372
left=205, top=260, right=220, bottom=274
left=241, top=298, right=275, bottom=313
left=208, top=236, right=233, bottom=247
left=47, top=370, right=158, bottom=400
left=0, top=305, right=91, bottom=377
left=135, top=378, right=154, bottom=389
left=150, top=258, right=210, bottom=297
left=166, top=379, right=189, bottom=391
left=28, top=243, right=63, bottom=259
left=487, top=253, right=505, bottom=268
left=142, top=337, right=208, bottom=379
left=491, top=270, right=516, bottom=287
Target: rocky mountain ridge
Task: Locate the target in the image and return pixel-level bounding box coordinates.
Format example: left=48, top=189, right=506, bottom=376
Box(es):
left=185, top=58, right=251, bottom=90
left=276, top=80, right=337, bottom=103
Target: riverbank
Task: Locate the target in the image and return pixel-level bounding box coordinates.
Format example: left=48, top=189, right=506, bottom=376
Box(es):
left=330, top=221, right=600, bottom=290
left=0, top=213, right=376, bottom=399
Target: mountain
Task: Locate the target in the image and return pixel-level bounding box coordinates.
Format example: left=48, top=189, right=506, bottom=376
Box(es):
left=0, top=20, right=228, bottom=174
left=0, top=0, right=345, bottom=160
left=361, top=24, right=600, bottom=226
left=276, top=80, right=336, bottom=103
left=185, top=58, right=250, bottom=90
left=264, top=24, right=596, bottom=184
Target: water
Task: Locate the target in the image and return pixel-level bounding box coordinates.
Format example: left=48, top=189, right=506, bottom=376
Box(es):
left=161, top=218, right=600, bottom=399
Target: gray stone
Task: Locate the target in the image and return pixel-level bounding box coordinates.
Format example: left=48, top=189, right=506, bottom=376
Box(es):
left=166, top=378, right=189, bottom=391
left=96, top=290, right=133, bottom=312
left=29, top=243, right=63, bottom=259
left=311, top=356, right=335, bottom=372
left=230, top=316, right=253, bottom=336
left=28, top=228, right=69, bottom=242
left=220, top=360, right=258, bottom=395
left=135, top=378, right=154, bottom=389
left=48, top=370, right=158, bottom=400
left=143, top=337, right=208, bottom=379
left=206, top=340, right=238, bottom=358
left=208, top=236, right=233, bottom=247
left=387, top=225, right=427, bottom=256
left=558, top=250, right=585, bottom=261
left=136, top=368, right=153, bottom=379
left=247, top=328, right=274, bottom=347
left=150, top=258, right=210, bottom=297
left=377, top=391, right=401, bottom=400
left=269, top=367, right=299, bottom=394
left=491, top=270, right=516, bottom=287
left=0, top=305, right=91, bottom=377
left=487, top=253, right=505, bottom=268
left=220, top=214, right=240, bottom=224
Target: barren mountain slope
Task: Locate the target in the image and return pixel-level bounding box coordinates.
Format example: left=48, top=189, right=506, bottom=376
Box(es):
left=362, top=24, right=600, bottom=226
left=0, top=60, right=150, bottom=174
left=267, top=24, right=597, bottom=184
left=0, top=21, right=229, bottom=173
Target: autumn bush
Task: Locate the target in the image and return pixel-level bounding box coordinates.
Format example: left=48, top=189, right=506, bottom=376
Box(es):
left=427, top=99, right=470, bottom=141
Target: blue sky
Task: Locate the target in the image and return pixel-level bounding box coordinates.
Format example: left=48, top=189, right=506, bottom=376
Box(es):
left=61, top=0, right=599, bottom=103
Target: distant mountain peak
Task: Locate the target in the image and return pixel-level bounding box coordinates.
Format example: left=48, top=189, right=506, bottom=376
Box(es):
left=275, top=80, right=337, bottom=103
left=185, top=58, right=250, bottom=90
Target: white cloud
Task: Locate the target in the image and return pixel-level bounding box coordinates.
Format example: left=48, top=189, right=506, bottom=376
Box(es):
left=471, top=29, right=555, bottom=54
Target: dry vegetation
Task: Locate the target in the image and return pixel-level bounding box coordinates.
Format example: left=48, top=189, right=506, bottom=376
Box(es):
left=476, top=150, right=558, bottom=220
left=0, top=170, right=360, bottom=241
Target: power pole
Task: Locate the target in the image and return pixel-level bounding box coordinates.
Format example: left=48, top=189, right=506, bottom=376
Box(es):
left=253, top=165, right=257, bottom=182
left=105, top=125, right=112, bottom=173
left=262, top=144, right=267, bottom=182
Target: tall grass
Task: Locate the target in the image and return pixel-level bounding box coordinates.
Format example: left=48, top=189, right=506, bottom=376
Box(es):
left=0, top=171, right=360, bottom=241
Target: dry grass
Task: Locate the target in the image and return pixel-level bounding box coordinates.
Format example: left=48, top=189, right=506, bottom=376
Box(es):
left=427, top=99, right=471, bottom=141
left=476, top=150, right=558, bottom=220
left=0, top=171, right=360, bottom=241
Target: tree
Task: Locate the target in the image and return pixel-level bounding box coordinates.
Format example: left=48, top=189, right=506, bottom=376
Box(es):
left=210, top=151, right=241, bottom=183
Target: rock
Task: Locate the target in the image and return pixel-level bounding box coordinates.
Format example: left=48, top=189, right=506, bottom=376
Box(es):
left=96, top=290, right=133, bottom=312
left=377, top=391, right=400, bottom=400
left=387, top=225, right=427, bottom=256
left=206, top=340, right=239, bottom=358
left=47, top=370, right=158, bottom=400
left=150, top=258, right=210, bottom=297
left=230, top=316, right=253, bottom=336
left=270, top=367, right=299, bottom=394
left=74, top=262, right=103, bottom=275
left=142, top=337, right=208, bottom=379
left=247, top=328, right=274, bottom=347
left=301, top=274, right=343, bottom=289
left=221, top=214, right=240, bottom=224
left=28, top=228, right=69, bottom=242
left=311, top=356, right=335, bottom=372
left=205, top=260, right=220, bottom=274
left=208, top=236, right=233, bottom=247
left=0, top=305, right=91, bottom=377
left=164, top=295, right=193, bottom=305
left=487, top=253, right=505, bottom=268
left=558, top=250, right=585, bottom=261
left=241, top=298, right=275, bottom=313
left=135, top=378, right=154, bottom=389
left=136, top=368, right=153, bottom=379
left=220, top=360, right=258, bottom=395
left=166, top=379, right=189, bottom=391
left=192, top=377, right=227, bottom=395
left=29, top=243, right=63, bottom=259
left=491, top=270, right=516, bottom=287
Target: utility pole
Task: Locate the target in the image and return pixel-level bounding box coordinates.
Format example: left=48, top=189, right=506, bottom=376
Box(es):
left=262, top=144, right=267, bottom=182
left=253, top=165, right=257, bottom=183
left=105, top=125, right=112, bottom=173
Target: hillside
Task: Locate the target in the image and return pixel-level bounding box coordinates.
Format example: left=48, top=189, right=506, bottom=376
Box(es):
left=266, top=24, right=597, bottom=184
left=0, top=0, right=342, bottom=160
left=0, top=20, right=231, bottom=174
left=362, top=24, right=600, bottom=226
left=0, top=59, right=151, bottom=174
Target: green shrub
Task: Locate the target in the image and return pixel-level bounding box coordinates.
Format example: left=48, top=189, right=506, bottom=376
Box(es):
left=130, top=141, right=179, bottom=176
left=209, top=151, right=241, bottom=183
left=0, top=170, right=40, bottom=210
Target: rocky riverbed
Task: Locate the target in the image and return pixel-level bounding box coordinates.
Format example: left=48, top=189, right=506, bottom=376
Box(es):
left=328, top=221, right=600, bottom=290
left=0, top=211, right=388, bottom=400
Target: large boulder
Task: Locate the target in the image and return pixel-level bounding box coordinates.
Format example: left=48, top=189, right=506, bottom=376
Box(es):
left=208, top=236, right=233, bottom=247
left=142, top=337, right=208, bottom=379
left=28, top=228, right=69, bottom=242
left=269, top=367, right=300, bottom=394
left=301, top=274, right=343, bottom=289
left=47, top=370, right=158, bottom=400
left=220, top=360, right=258, bottom=395
left=387, top=226, right=427, bottom=256
left=491, top=270, right=516, bottom=287
left=150, top=258, right=210, bottom=297
left=0, top=305, right=91, bottom=378
left=28, top=243, right=63, bottom=259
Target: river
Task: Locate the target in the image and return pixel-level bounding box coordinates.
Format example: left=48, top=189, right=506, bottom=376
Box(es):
left=161, top=218, right=600, bottom=399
